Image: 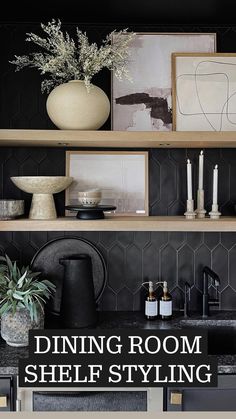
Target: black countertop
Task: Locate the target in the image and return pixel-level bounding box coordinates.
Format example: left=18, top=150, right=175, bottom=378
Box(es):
left=1, top=311, right=236, bottom=375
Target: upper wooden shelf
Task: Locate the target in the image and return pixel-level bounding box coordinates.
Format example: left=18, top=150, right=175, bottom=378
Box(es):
left=0, top=129, right=236, bottom=148
left=0, top=216, right=235, bottom=232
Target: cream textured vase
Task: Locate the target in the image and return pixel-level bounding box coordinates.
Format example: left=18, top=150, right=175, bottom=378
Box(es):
left=46, top=80, right=110, bottom=130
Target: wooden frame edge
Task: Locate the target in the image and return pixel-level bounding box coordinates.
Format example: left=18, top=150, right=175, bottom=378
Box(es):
left=65, top=150, right=149, bottom=217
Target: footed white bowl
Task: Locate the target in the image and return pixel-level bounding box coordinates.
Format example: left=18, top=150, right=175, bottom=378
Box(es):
left=11, top=176, right=73, bottom=220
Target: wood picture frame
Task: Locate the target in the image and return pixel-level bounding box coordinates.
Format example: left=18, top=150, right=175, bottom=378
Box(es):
left=66, top=150, right=149, bottom=216
left=112, top=32, right=216, bottom=132
left=172, top=52, right=236, bottom=131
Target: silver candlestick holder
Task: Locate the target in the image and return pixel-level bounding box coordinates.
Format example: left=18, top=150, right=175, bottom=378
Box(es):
left=209, top=203, right=221, bottom=220
left=196, top=189, right=207, bottom=219
left=184, top=199, right=196, bottom=220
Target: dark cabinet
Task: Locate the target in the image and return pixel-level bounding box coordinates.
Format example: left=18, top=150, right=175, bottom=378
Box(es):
left=166, top=375, right=236, bottom=411
left=18, top=386, right=163, bottom=411
left=32, top=391, right=147, bottom=411
left=0, top=376, right=16, bottom=411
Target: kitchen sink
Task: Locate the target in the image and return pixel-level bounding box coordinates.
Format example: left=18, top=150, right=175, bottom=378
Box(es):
left=179, top=319, right=236, bottom=355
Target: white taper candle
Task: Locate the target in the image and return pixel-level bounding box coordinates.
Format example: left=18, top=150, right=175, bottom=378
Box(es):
left=198, top=150, right=204, bottom=190
left=187, top=159, right=192, bottom=200
left=213, top=164, right=218, bottom=205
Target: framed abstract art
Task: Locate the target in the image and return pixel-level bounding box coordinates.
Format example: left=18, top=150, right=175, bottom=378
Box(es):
left=172, top=53, right=236, bottom=131
left=112, top=32, right=216, bottom=131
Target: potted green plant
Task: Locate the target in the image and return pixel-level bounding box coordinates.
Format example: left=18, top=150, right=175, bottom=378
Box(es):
left=0, top=254, right=55, bottom=347
left=10, top=19, right=135, bottom=130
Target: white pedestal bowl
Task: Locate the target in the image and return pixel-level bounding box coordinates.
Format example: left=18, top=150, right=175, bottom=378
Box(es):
left=11, top=176, right=73, bottom=220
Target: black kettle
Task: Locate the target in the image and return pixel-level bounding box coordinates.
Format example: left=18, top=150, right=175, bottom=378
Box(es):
left=59, top=254, right=97, bottom=328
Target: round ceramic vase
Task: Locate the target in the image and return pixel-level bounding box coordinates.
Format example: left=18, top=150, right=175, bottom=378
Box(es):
left=46, top=80, right=110, bottom=130
left=1, top=307, right=44, bottom=347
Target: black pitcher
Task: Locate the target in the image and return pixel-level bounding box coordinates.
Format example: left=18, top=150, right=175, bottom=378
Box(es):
left=59, top=254, right=97, bottom=328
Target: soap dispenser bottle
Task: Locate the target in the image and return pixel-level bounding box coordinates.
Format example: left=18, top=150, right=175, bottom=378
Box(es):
left=142, top=281, right=158, bottom=320
left=159, top=281, right=172, bottom=320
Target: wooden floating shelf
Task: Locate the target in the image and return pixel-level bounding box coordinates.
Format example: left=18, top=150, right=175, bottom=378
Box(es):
left=0, top=216, right=235, bottom=232
left=1, top=129, right=236, bottom=148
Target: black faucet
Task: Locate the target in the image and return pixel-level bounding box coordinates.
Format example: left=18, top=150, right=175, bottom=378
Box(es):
left=202, top=266, right=220, bottom=318
left=184, top=281, right=191, bottom=317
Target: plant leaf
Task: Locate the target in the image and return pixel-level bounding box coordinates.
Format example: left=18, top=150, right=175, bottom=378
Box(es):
left=17, top=270, right=28, bottom=288
left=12, top=292, right=24, bottom=300
left=0, top=301, right=11, bottom=315
left=5, top=254, right=14, bottom=275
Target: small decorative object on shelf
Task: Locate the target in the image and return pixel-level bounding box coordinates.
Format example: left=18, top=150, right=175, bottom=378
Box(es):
left=0, top=199, right=24, bottom=220
left=65, top=205, right=116, bottom=220
left=209, top=203, right=221, bottom=220
left=11, top=176, right=73, bottom=220
left=209, top=164, right=221, bottom=220
left=184, top=199, right=196, bottom=220
left=196, top=188, right=207, bottom=218
left=184, top=159, right=196, bottom=219
left=10, top=19, right=135, bottom=130
left=196, top=150, right=207, bottom=218
left=78, top=189, right=102, bottom=207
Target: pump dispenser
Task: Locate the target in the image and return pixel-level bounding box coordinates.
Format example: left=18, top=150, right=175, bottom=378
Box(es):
left=157, top=281, right=172, bottom=320
left=142, top=281, right=158, bottom=320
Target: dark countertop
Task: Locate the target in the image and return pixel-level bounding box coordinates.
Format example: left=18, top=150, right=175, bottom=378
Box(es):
left=97, top=310, right=236, bottom=328
left=1, top=311, right=236, bottom=375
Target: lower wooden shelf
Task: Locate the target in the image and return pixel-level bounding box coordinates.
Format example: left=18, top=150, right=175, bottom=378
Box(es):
left=0, top=216, right=235, bottom=232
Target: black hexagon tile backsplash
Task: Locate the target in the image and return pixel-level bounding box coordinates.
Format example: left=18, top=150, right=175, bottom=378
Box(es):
left=0, top=230, right=236, bottom=311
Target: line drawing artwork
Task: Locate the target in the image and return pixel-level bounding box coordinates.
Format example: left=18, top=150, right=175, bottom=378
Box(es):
left=176, top=59, right=236, bottom=131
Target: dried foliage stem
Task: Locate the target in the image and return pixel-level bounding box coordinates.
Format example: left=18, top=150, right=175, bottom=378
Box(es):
left=10, top=19, right=135, bottom=93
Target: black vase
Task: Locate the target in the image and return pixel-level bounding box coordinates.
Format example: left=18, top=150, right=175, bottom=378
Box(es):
left=59, top=254, right=97, bottom=328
